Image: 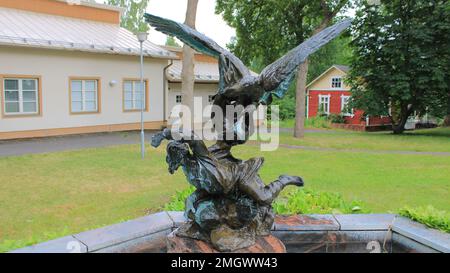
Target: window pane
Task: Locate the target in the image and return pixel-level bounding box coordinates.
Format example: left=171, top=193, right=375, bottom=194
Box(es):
left=124, top=81, right=133, bottom=92
left=135, top=100, right=143, bottom=109
left=72, top=91, right=82, bottom=101
left=85, top=101, right=97, bottom=111
left=23, top=102, right=37, bottom=113
left=4, top=79, right=18, bottom=90
left=5, top=102, right=19, bottom=113
left=135, top=82, right=144, bottom=92
left=85, top=91, right=96, bottom=101
left=72, top=102, right=82, bottom=112
left=124, top=91, right=133, bottom=101
left=124, top=100, right=133, bottom=110
left=5, top=90, right=19, bottom=101
left=71, top=80, right=82, bottom=92
left=85, top=80, right=96, bottom=92
left=135, top=91, right=143, bottom=100
left=23, top=91, right=36, bottom=101
left=22, top=79, right=36, bottom=90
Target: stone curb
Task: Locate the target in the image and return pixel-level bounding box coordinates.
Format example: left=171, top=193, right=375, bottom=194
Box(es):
left=9, top=212, right=449, bottom=253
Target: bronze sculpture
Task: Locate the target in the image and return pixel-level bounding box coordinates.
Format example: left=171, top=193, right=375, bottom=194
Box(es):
left=146, top=13, right=351, bottom=251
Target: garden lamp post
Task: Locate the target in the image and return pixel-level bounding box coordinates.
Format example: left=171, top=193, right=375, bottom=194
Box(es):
left=137, top=32, right=148, bottom=159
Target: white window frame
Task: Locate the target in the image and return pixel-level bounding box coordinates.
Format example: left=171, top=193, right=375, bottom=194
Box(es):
left=123, top=80, right=147, bottom=111
left=175, top=94, right=182, bottom=103
left=340, top=95, right=354, bottom=117
left=70, top=79, right=99, bottom=113
left=331, top=77, right=342, bottom=89
left=3, top=78, right=39, bottom=115
left=318, top=94, right=331, bottom=115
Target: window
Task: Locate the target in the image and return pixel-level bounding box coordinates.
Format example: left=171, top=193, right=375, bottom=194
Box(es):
left=318, top=95, right=330, bottom=114
left=176, top=95, right=182, bottom=103
left=208, top=95, right=214, bottom=103
left=331, top=77, right=342, bottom=88
left=3, top=77, right=40, bottom=115
left=341, top=95, right=353, bottom=116
left=70, top=78, right=99, bottom=113
left=123, top=79, right=147, bottom=111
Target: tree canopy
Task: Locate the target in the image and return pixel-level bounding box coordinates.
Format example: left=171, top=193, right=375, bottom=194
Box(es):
left=107, top=0, right=150, bottom=33
left=348, top=0, right=450, bottom=133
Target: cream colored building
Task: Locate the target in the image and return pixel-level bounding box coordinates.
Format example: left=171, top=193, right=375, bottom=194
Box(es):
left=0, top=0, right=221, bottom=140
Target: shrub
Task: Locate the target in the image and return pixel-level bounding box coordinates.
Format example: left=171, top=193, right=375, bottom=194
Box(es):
left=399, top=206, right=450, bottom=233
left=163, top=187, right=366, bottom=215
left=273, top=188, right=367, bottom=215
left=328, top=113, right=346, bottom=124
left=304, top=116, right=331, bottom=129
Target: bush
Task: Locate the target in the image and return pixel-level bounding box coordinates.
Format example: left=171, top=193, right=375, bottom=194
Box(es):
left=399, top=206, right=450, bottom=233
left=328, top=113, right=346, bottom=124
left=304, top=116, right=331, bottom=129
left=163, top=186, right=195, bottom=211
left=163, top=187, right=366, bottom=215
left=273, top=188, right=367, bottom=215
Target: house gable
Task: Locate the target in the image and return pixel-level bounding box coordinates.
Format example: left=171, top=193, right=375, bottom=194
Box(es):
left=306, top=66, right=350, bottom=91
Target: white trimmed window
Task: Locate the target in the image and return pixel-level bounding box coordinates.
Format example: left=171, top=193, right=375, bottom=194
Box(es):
left=3, top=78, right=39, bottom=115
left=331, top=77, right=342, bottom=88
left=71, top=79, right=99, bottom=113
left=318, top=95, right=330, bottom=114
left=341, top=95, right=353, bottom=116
left=176, top=95, right=182, bottom=103
left=124, top=80, right=146, bottom=111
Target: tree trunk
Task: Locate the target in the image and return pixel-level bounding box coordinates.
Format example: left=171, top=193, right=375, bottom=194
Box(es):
left=392, top=108, right=413, bottom=134
left=444, top=91, right=450, bottom=126
left=181, top=0, right=198, bottom=126
left=294, top=61, right=309, bottom=138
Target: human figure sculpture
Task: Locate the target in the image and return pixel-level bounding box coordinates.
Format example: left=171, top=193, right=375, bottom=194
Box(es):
left=146, top=13, right=351, bottom=251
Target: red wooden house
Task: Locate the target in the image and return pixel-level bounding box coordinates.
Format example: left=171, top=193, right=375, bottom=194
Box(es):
left=306, top=65, right=391, bottom=130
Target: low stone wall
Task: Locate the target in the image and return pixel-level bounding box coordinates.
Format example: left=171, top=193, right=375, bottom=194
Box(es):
left=10, top=212, right=450, bottom=253
left=331, top=123, right=393, bottom=132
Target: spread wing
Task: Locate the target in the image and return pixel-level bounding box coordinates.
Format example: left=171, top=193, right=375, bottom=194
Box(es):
left=259, top=19, right=352, bottom=104
left=145, top=13, right=250, bottom=92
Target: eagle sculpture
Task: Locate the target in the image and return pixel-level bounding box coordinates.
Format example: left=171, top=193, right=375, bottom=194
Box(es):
left=146, top=13, right=351, bottom=252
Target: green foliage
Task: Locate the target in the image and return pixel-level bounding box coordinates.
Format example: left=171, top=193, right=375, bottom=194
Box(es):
left=399, top=206, right=450, bottom=233
left=107, top=0, right=149, bottom=33
left=305, top=116, right=332, bottom=128
left=163, top=186, right=366, bottom=215
left=274, top=188, right=367, bottom=214
left=329, top=113, right=346, bottom=124
left=165, top=36, right=181, bottom=47
left=163, top=186, right=194, bottom=211
left=348, top=0, right=450, bottom=133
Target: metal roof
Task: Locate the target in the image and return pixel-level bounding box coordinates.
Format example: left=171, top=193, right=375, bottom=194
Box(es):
left=167, top=60, right=220, bottom=83
left=0, top=7, right=176, bottom=59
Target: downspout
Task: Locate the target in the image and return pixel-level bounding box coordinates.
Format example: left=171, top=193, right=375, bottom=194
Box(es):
left=163, top=60, right=173, bottom=124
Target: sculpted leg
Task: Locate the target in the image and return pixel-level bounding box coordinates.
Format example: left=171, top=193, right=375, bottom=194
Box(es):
left=239, top=175, right=304, bottom=205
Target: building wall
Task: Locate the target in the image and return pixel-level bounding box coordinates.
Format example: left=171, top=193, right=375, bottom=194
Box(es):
left=0, top=46, right=168, bottom=139
left=167, top=82, right=217, bottom=121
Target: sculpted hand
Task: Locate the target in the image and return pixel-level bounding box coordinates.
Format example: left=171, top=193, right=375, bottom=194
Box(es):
left=151, top=131, right=167, bottom=148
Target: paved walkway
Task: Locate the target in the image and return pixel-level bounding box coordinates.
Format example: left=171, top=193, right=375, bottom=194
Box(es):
left=1, top=130, right=448, bottom=157
left=0, top=131, right=155, bottom=157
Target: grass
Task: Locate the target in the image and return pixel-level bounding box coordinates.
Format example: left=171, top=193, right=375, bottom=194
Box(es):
left=0, top=127, right=449, bottom=251
left=275, top=127, right=450, bottom=153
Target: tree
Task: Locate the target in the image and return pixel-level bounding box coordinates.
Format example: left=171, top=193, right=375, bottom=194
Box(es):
left=107, top=0, right=149, bottom=33
left=165, top=36, right=181, bottom=47
left=348, top=0, right=450, bottom=134
left=181, top=0, right=199, bottom=125
left=216, top=0, right=351, bottom=138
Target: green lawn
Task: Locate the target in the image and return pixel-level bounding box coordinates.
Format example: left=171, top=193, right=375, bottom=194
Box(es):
left=277, top=127, right=450, bottom=152
left=0, top=127, right=449, bottom=252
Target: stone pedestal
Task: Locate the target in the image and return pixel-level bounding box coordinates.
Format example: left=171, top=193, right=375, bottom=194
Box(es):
left=166, top=230, right=286, bottom=253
